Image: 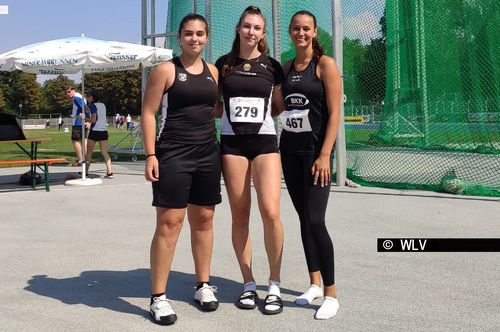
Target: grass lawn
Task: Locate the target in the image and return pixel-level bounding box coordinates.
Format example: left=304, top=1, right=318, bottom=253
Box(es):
left=0, top=127, right=140, bottom=163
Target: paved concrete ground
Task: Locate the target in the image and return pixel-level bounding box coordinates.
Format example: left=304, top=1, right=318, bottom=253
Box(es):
left=0, top=162, right=499, bottom=331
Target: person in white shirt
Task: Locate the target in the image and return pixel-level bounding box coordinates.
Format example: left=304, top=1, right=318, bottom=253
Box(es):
left=85, top=91, right=113, bottom=178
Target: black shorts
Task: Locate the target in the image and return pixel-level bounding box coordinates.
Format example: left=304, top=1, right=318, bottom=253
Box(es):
left=220, top=134, right=278, bottom=160
left=88, top=130, right=108, bottom=141
left=152, top=141, right=222, bottom=208
left=71, top=126, right=89, bottom=141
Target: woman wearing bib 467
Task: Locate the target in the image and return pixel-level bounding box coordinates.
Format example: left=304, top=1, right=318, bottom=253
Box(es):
left=279, top=11, right=341, bottom=320
left=215, top=6, right=286, bottom=315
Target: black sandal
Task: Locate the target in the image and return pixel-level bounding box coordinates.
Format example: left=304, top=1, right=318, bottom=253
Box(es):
left=263, top=294, right=283, bottom=315
left=235, top=290, right=258, bottom=309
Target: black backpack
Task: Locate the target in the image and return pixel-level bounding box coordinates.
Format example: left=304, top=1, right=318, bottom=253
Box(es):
left=19, top=171, right=44, bottom=186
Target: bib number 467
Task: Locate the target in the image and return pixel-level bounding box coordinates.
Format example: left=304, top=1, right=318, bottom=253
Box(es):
left=285, top=117, right=303, bottom=129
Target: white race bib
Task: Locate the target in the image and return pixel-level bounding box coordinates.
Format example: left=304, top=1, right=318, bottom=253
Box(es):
left=280, top=109, right=312, bottom=133
left=229, top=97, right=265, bottom=123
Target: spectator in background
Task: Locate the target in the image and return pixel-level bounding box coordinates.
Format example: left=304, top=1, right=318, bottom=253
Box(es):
left=126, top=113, right=132, bottom=130
left=58, top=116, right=63, bottom=130
left=66, top=86, right=89, bottom=167
left=85, top=91, right=113, bottom=179
left=119, top=115, right=125, bottom=130
left=115, top=113, right=120, bottom=129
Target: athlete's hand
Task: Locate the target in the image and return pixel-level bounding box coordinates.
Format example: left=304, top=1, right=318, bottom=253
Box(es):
left=145, top=156, right=159, bottom=182
left=311, top=155, right=331, bottom=187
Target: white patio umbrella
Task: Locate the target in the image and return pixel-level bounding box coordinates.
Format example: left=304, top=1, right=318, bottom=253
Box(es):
left=0, top=34, right=172, bottom=185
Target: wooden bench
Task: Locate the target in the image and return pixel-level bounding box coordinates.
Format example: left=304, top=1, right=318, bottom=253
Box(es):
left=0, top=158, right=68, bottom=191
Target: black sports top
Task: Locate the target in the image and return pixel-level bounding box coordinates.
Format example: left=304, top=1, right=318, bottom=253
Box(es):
left=157, top=57, right=218, bottom=145
left=215, top=54, right=284, bottom=135
left=279, top=58, right=329, bottom=155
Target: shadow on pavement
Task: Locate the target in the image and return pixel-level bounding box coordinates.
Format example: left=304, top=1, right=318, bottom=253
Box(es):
left=25, top=268, right=305, bottom=317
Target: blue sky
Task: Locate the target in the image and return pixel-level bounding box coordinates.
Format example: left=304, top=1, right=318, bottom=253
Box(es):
left=0, top=0, right=383, bottom=54
left=0, top=0, right=168, bottom=82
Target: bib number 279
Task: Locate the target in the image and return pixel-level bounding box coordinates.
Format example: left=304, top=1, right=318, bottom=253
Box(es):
left=234, top=106, right=258, bottom=118
left=229, top=97, right=265, bottom=123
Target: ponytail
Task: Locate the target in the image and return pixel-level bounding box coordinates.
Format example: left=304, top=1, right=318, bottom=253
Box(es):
left=311, top=37, right=325, bottom=62
left=222, top=6, right=269, bottom=76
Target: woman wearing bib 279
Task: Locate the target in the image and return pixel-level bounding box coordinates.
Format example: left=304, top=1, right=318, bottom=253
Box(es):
left=215, top=6, right=286, bottom=315
left=279, top=11, right=341, bottom=320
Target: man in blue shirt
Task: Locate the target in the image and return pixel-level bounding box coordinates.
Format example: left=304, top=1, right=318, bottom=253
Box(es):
left=66, top=87, right=89, bottom=167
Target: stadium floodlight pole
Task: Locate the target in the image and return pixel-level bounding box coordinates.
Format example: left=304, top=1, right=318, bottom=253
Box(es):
left=333, top=0, right=347, bottom=187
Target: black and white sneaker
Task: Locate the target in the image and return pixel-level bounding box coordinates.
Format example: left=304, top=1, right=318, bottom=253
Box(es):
left=150, top=295, right=177, bottom=325
left=104, top=172, right=114, bottom=179
left=194, top=283, right=219, bottom=311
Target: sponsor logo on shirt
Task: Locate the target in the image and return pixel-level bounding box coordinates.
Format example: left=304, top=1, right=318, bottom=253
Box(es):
left=206, top=76, right=214, bottom=82
left=178, top=73, right=187, bottom=81
left=291, top=74, right=302, bottom=82
left=285, top=93, right=309, bottom=107
left=243, top=63, right=251, bottom=71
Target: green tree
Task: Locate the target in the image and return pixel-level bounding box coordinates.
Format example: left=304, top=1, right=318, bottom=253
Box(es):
left=0, top=87, right=6, bottom=110
left=343, top=38, right=366, bottom=104
left=42, top=75, right=75, bottom=115
left=358, top=11, right=387, bottom=104
left=0, top=71, right=21, bottom=111
left=85, top=69, right=142, bottom=116
left=12, top=73, right=43, bottom=117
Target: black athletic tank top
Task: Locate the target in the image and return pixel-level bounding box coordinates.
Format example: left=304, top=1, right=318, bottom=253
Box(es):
left=157, top=57, right=218, bottom=145
left=279, top=58, right=329, bottom=155
left=215, top=54, right=284, bottom=135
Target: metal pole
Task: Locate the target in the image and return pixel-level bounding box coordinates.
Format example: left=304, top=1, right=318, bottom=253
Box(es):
left=333, top=0, right=346, bottom=186
left=151, top=0, right=156, bottom=47
left=141, top=0, right=148, bottom=100
left=205, top=0, right=211, bottom=61
left=272, top=0, right=283, bottom=138
left=416, top=0, right=430, bottom=145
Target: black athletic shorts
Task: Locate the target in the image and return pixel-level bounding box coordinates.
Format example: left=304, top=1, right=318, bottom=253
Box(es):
left=152, top=141, right=222, bottom=208
left=220, top=134, right=278, bottom=161
left=88, top=130, right=108, bottom=141
left=71, top=125, right=89, bottom=141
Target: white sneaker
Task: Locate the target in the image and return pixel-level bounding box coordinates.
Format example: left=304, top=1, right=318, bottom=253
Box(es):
left=295, top=284, right=323, bottom=306
left=194, top=283, right=219, bottom=311
left=150, top=295, right=177, bottom=325
left=315, top=297, right=339, bottom=320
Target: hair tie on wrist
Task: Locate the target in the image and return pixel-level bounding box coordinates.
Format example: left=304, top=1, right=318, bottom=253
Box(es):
left=146, top=154, right=156, bottom=158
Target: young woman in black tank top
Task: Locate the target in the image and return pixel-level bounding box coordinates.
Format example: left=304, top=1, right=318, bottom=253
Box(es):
left=142, top=14, right=220, bottom=325
left=279, top=11, right=342, bottom=320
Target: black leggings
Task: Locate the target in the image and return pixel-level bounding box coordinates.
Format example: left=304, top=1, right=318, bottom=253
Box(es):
left=281, top=152, right=335, bottom=286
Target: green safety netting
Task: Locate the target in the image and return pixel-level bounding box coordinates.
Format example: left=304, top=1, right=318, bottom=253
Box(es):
left=166, top=0, right=499, bottom=197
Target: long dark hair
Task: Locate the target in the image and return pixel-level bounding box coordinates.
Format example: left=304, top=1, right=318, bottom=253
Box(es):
left=222, top=6, right=269, bottom=75
left=178, top=13, right=209, bottom=37
left=289, top=10, right=325, bottom=62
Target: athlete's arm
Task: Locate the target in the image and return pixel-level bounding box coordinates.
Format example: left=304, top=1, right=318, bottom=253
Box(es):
left=207, top=63, right=223, bottom=118
left=141, top=61, right=175, bottom=182
left=311, top=55, right=341, bottom=187
left=271, top=84, right=285, bottom=117
left=271, top=58, right=286, bottom=117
